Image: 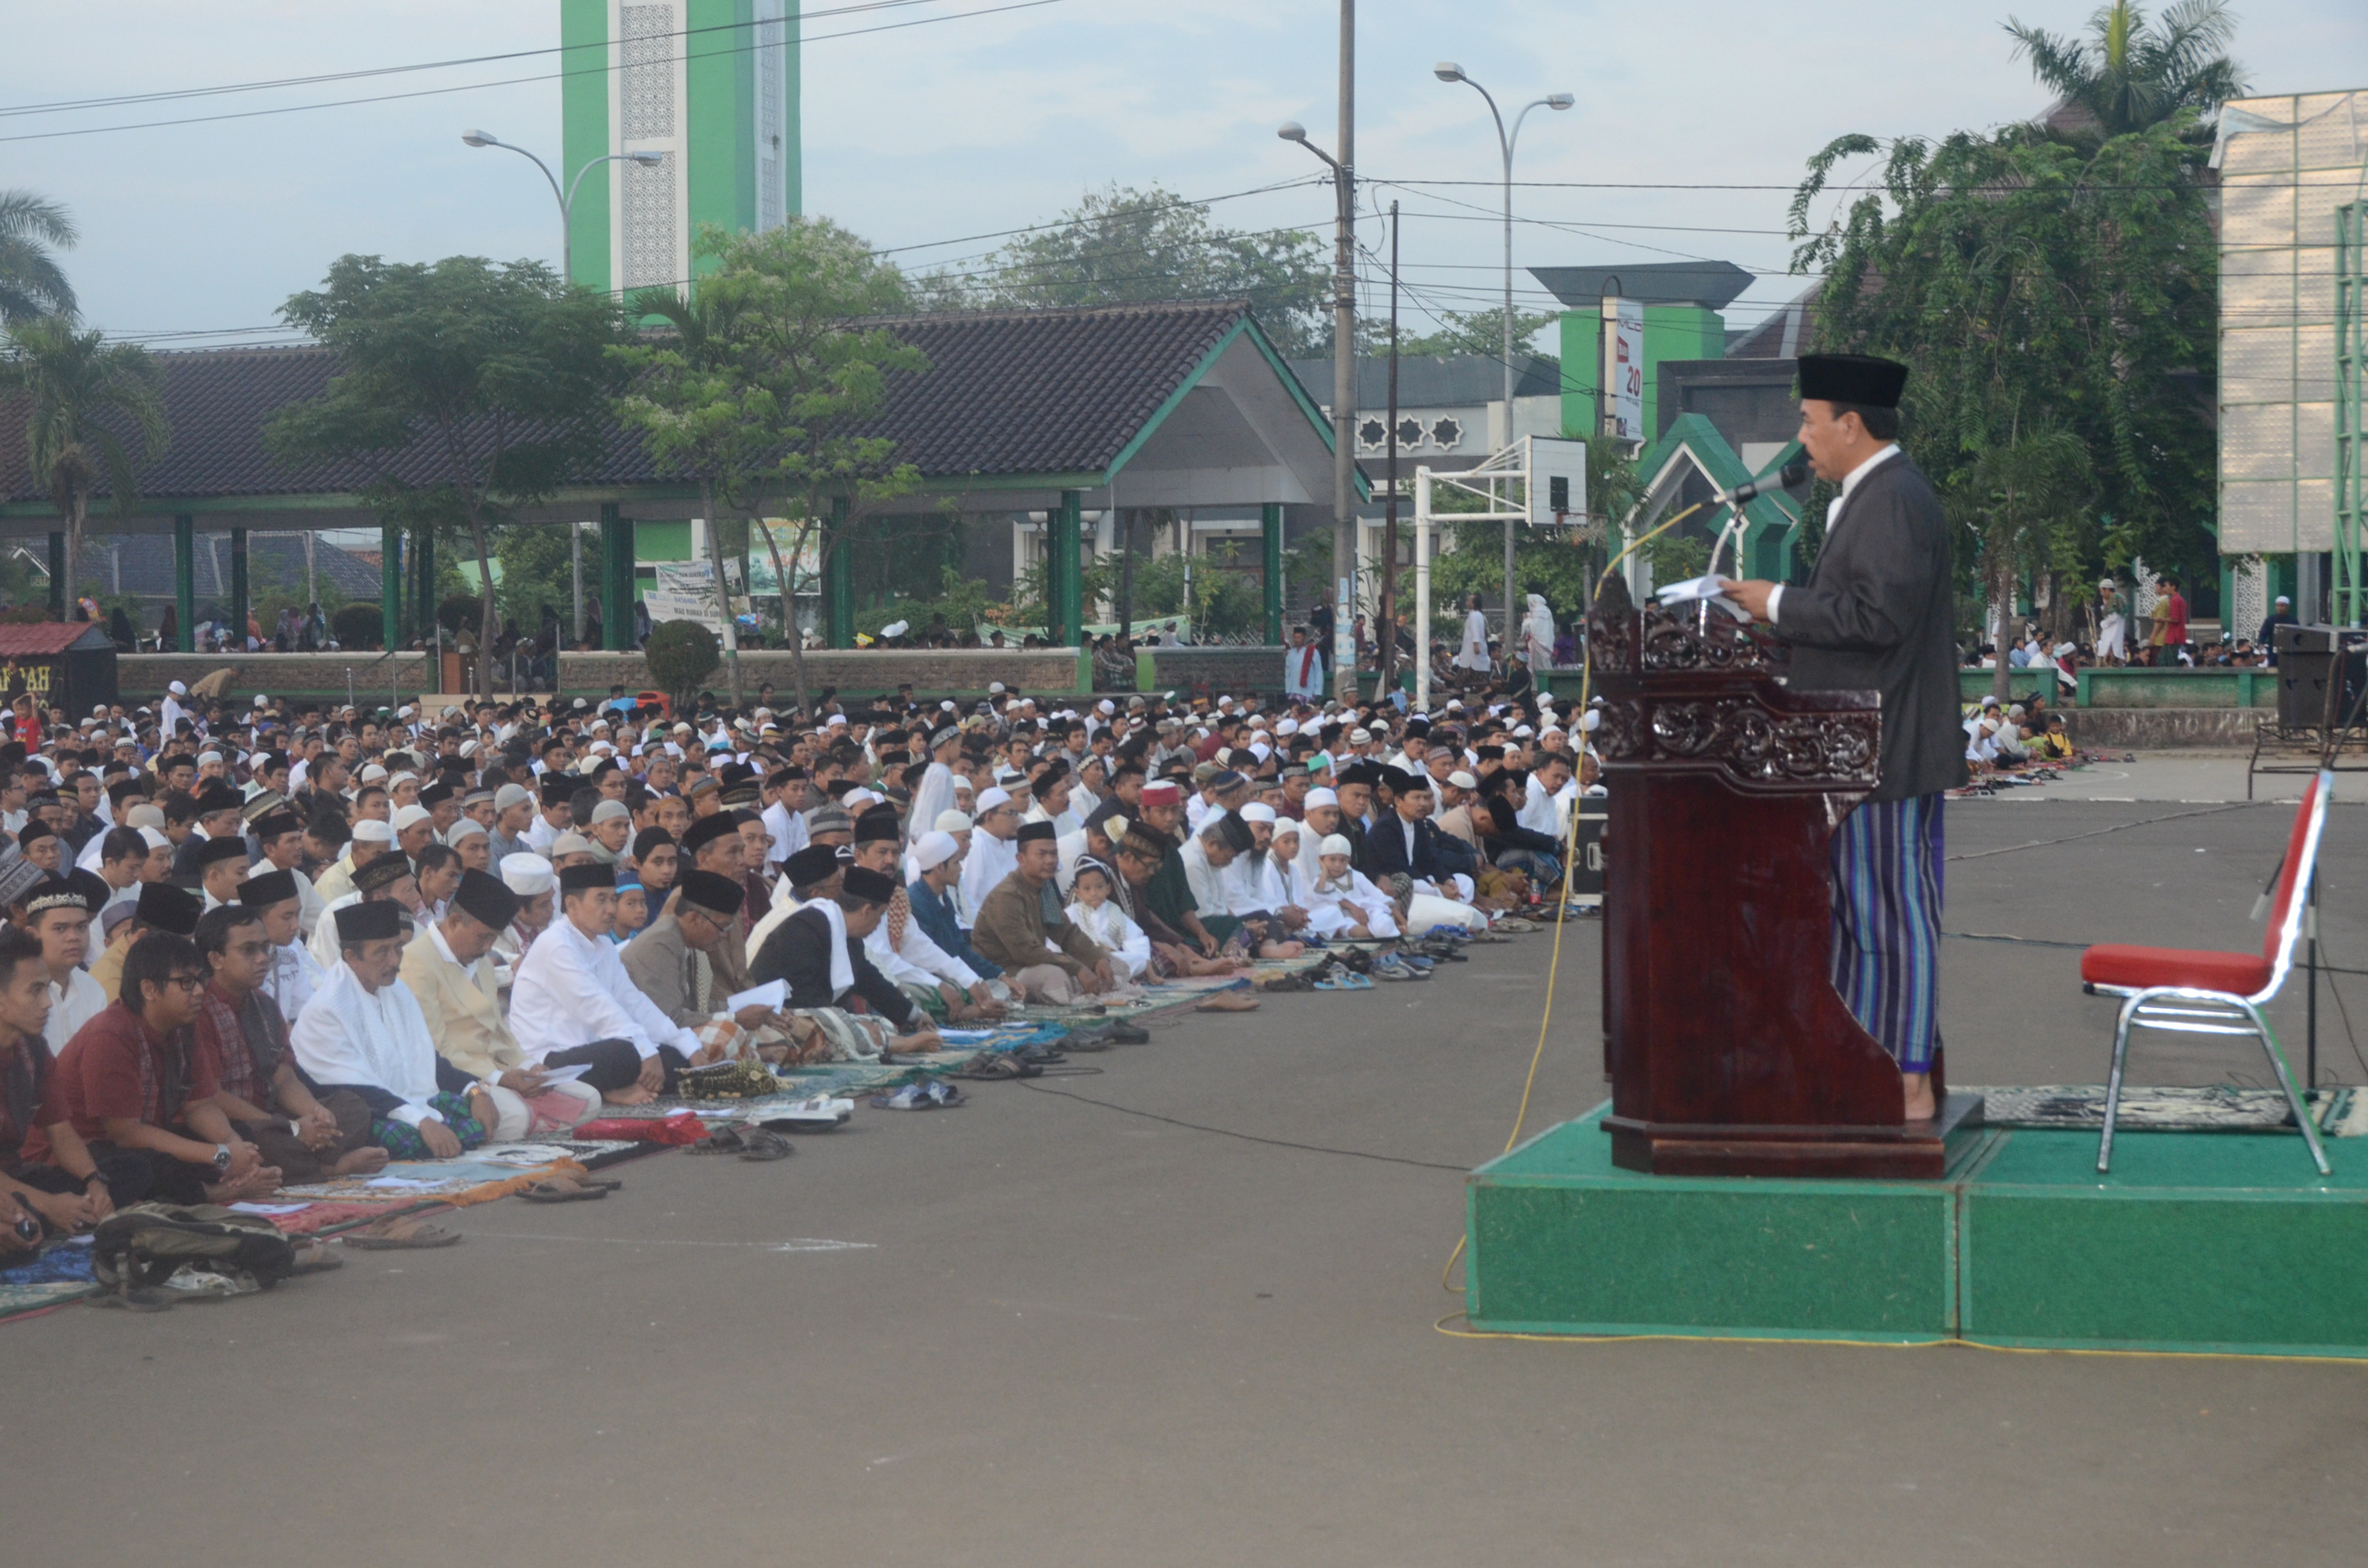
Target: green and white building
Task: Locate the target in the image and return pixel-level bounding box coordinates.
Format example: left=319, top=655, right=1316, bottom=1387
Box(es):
left=559, top=0, right=801, bottom=294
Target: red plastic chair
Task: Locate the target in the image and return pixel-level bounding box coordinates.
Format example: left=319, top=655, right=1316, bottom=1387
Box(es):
left=2079, top=769, right=2334, bottom=1175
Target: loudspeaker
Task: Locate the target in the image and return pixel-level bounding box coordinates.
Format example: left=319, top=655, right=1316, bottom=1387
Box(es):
left=2276, top=625, right=2368, bottom=729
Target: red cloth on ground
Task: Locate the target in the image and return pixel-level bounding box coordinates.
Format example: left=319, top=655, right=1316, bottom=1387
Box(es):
left=575, top=1115, right=707, bottom=1145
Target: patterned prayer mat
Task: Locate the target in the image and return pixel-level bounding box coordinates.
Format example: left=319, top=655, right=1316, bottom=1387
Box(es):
left=1964, top=1084, right=2367, bottom=1136
left=0, top=1238, right=99, bottom=1321
left=274, top=1150, right=595, bottom=1204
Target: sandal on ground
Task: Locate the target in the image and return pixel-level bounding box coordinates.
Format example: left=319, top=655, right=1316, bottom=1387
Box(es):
left=689, top=1127, right=750, bottom=1155
left=1313, top=972, right=1375, bottom=991
left=521, top=1177, right=611, bottom=1203
left=288, top=1240, right=344, bottom=1275
left=1101, top=1021, right=1151, bottom=1044
left=736, top=1128, right=795, bottom=1161
left=343, top=1218, right=463, bottom=1250
left=1195, top=992, right=1260, bottom=1012
left=955, top=1053, right=1040, bottom=1080
left=1058, top=1029, right=1114, bottom=1052
left=757, top=1096, right=854, bottom=1131
left=869, top=1085, right=935, bottom=1111
left=917, top=1079, right=966, bottom=1107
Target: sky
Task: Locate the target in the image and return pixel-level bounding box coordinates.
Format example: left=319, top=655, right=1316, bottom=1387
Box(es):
left=3, top=0, right=2363, bottom=356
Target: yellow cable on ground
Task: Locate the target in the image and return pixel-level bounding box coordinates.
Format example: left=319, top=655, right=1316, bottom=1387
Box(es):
left=1438, top=501, right=1709, bottom=1296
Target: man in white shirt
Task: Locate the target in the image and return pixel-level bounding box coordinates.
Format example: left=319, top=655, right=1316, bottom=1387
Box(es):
left=958, top=787, right=1021, bottom=929
left=509, top=862, right=712, bottom=1106
left=27, top=881, right=105, bottom=1056
left=290, top=900, right=493, bottom=1159
left=239, top=869, right=324, bottom=1030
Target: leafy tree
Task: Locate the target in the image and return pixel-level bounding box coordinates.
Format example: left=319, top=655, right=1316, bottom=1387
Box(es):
left=332, top=602, right=382, bottom=650
left=0, top=192, right=76, bottom=325
left=0, top=317, right=170, bottom=614
left=643, top=618, right=720, bottom=710
left=617, top=218, right=926, bottom=715
left=2005, top=0, right=2246, bottom=145
left=268, top=256, right=621, bottom=694
left=1789, top=110, right=2219, bottom=598
left=1385, top=305, right=1559, bottom=363
left=493, top=523, right=577, bottom=635
left=1950, top=425, right=2095, bottom=699
left=925, top=184, right=1333, bottom=357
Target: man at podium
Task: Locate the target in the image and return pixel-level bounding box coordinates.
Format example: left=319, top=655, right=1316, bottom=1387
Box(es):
left=1720, top=354, right=1966, bottom=1119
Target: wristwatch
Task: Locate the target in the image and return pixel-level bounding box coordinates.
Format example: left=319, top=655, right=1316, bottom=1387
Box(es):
left=83, top=1171, right=108, bottom=1191
left=211, top=1143, right=233, bottom=1173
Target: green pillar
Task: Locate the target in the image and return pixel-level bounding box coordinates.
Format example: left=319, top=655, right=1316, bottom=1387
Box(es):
left=229, top=528, right=249, bottom=649
left=173, top=515, right=196, bottom=653
left=600, top=504, right=637, bottom=650
left=825, top=498, right=853, bottom=649
left=413, top=530, right=436, bottom=642
left=1051, top=490, right=1083, bottom=645
left=1261, top=503, right=1284, bottom=645
left=381, top=523, right=402, bottom=652
left=47, top=533, right=64, bottom=618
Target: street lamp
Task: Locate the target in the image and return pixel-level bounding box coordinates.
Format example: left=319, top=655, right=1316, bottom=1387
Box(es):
left=461, top=130, right=664, bottom=286
left=1434, top=65, right=1572, bottom=633
left=1278, top=117, right=1359, bottom=699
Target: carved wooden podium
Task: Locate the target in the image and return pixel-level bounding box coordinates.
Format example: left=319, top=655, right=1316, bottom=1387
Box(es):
left=1589, top=579, right=1981, bottom=1179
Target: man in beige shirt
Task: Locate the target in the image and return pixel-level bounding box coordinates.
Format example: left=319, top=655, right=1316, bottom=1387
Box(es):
left=400, top=870, right=601, bottom=1141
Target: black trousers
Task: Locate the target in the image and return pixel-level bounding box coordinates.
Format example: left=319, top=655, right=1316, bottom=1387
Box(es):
left=73, top=1143, right=213, bottom=1208
left=12, top=1152, right=152, bottom=1236
left=542, top=1039, right=686, bottom=1095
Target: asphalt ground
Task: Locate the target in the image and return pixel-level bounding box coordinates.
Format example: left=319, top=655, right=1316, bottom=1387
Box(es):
left=6, top=782, right=2367, bottom=1567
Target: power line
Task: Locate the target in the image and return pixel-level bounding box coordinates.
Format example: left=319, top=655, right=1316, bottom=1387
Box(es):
left=0, top=0, right=1067, bottom=147
left=0, top=0, right=944, bottom=120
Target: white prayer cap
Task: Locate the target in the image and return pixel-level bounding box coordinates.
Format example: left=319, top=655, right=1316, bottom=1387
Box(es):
left=988, top=681, right=1007, bottom=694
left=1098, top=699, right=1115, bottom=714
left=447, top=817, right=488, bottom=843
left=1101, top=816, right=1131, bottom=841
left=1303, top=787, right=1339, bottom=810
left=826, top=714, right=848, bottom=728
left=388, top=772, right=418, bottom=790
left=911, top=830, right=961, bottom=871
left=399, top=705, right=416, bottom=719
left=933, top=809, right=974, bottom=834
left=1579, top=711, right=1601, bottom=732
left=169, top=680, right=188, bottom=696
left=591, top=799, right=632, bottom=824
left=1270, top=819, right=1302, bottom=843
left=1318, top=833, right=1353, bottom=857
left=841, top=788, right=881, bottom=813
left=881, top=619, right=910, bottom=639
left=252, top=694, right=268, bottom=708
left=359, top=764, right=388, bottom=784
left=1238, top=802, right=1277, bottom=826
left=1247, top=742, right=1272, bottom=763
left=940, top=699, right=957, bottom=712
left=197, top=749, right=224, bottom=766
left=1447, top=770, right=1478, bottom=790
left=1347, top=727, right=1371, bottom=744
left=138, top=827, right=172, bottom=852
left=550, top=831, right=595, bottom=860
left=1277, top=719, right=1299, bottom=737
left=1513, top=725, right=1534, bottom=738
left=353, top=819, right=395, bottom=844
left=1541, top=724, right=1565, bottom=737
left=975, top=787, right=1012, bottom=813
left=392, top=804, right=433, bottom=832
left=500, top=853, right=554, bottom=895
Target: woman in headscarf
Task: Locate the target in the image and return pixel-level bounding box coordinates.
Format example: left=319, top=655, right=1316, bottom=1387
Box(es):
left=1521, top=594, right=1556, bottom=671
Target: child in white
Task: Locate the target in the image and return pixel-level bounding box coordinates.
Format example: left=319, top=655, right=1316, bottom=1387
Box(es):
left=1306, top=834, right=1400, bottom=940
left=1065, top=858, right=1154, bottom=984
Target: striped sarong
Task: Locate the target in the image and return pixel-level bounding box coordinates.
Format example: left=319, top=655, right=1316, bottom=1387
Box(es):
left=1828, top=794, right=1945, bottom=1072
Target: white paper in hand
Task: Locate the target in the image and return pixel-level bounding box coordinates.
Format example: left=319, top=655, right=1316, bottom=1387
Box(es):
left=726, top=979, right=787, bottom=1013
left=1654, top=573, right=1752, bottom=621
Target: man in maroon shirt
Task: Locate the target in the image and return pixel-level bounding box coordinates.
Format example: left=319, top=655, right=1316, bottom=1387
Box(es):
left=29, top=930, right=281, bottom=1205
left=2153, top=575, right=2189, bottom=661
left=1, top=928, right=123, bottom=1252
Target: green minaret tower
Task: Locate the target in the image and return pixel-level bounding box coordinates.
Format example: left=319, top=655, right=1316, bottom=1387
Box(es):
left=559, top=0, right=801, bottom=294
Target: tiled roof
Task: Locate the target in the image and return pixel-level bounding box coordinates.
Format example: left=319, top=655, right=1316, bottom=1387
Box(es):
left=0, top=623, right=110, bottom=656
left=1, top=300, right=1269, bottom=505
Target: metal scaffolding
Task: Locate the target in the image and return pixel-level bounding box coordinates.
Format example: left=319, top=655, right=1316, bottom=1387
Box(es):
left=2339, top=199, right=2365, bottom=627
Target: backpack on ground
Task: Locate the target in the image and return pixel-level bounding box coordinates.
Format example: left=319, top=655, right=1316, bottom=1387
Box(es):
left=92, top=1202, right=298, bottom=1291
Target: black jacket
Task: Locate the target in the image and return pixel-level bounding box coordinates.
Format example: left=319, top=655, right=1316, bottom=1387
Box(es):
left=1366, top=810, right=1452, bottom=881
left=1773, top=452, right=1968, bottom=803
left=748, top=905, right=914, bottom=1029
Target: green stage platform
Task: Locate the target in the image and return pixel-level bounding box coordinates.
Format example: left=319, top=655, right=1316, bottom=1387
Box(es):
left=1466, top=1104, right=2368, bottom=1357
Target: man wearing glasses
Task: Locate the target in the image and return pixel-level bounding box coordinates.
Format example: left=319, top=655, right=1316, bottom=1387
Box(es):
left=29, top=928, right=282, bottom=1205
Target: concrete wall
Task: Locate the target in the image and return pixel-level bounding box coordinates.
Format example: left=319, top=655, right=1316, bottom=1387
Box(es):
left=115, top=647, right=1089, bottom=708
left=2062, top=707, right=2262, bottom=750
left=1138, top=646, right=1285, bottom=700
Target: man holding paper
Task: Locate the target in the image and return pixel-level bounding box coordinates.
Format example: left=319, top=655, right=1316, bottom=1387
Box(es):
left=620, top=869, right=785, bottom=1035
left=402, top=870, right=603, bottom=1141
left=1717, top=354, right=1966, bottom=1121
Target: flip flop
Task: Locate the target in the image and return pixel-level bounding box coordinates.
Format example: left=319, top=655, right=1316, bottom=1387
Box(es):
left=955, top=1053, right=1040, bottom=1080
left=736, top=1128, right=795, bottom=1161
left=1312, top=972, right=1375, bottom=991
left=343, top=1218, right=463, bottom=1250
left=918, top=1079, right=966, bottom=1107
left=689, top=1127, right=750, bottom=1155
left=521, top=1177, right=611, bottom=1202
left=869, top=1085, right=935, bottom=1111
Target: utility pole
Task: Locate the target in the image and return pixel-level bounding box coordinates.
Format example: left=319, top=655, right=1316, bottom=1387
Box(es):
left=1330, top=0, right=1357, bottom=699
left=1381, top=200, right=1401, bottom=696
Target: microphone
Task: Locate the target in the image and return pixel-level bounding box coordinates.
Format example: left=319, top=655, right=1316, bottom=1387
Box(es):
left=1719, top=459, right=1809, bottom=508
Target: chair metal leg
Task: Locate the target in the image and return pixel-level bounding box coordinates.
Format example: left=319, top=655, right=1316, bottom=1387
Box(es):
left=2099, top=994, right=2142, bottom=1173
left=2244, top=1000, right=2333, bottom=1176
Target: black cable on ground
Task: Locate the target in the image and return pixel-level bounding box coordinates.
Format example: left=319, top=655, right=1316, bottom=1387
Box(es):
left=1945, top=801, right=2262, bottom=862
left=1015, top=1081, right=1470, bottom=1173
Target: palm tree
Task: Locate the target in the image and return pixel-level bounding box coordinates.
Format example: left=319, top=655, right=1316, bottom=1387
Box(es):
left=0, top=317, right=170, bottom=616
left=0, top=192, right=78, bottom=325
left=2005, top=1, right=2248, bottom=144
